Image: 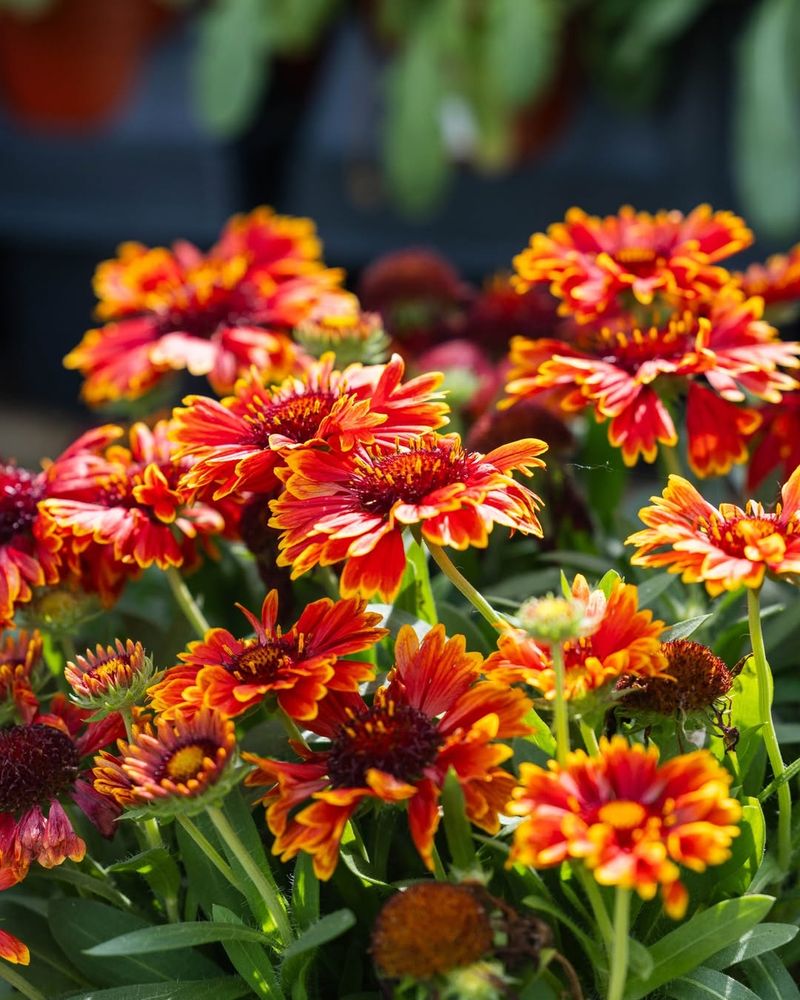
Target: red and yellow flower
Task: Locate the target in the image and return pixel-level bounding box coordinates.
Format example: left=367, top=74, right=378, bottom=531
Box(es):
left=484, top=575, right=666, bottom=701
left=502, top=293, right=799, bottom=474
left=747, top=391, right=800, bottom=491
left=0, top=630, right=41, bottom=725
left=92, top=708, right=237, bottom=817
left=0, top=464, right=61, bottom=627
left=244, top=624, right=532, bottom=878
left=269, top=433, right=547, bottom=602
left=148, top=591, right=384, bottom=722
left=64, top=206, right=358, bottom=403
left=0, top=694, right=123, bottom=887
left=627, top=470, right=800, bottom=595
left=0, top=928, right=29, bottom=966
left=513, top=205, right=751, bottom=323
left=171, top=353, right=448, bottom=499
left=65, top=639, right=156, bottom=713
left=737, top=244, right=800, bottom=309
left=38, top=422, right=228, bottom=601
left=508, top=737, right=741, bottom=918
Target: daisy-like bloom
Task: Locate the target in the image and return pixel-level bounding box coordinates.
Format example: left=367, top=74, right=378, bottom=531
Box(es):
left=244, top=625, right=532, bottom=879
left=92, top=708, right=238, bottom=818
left=38, top=422, right=226, bottom=599
left=626, top=470, right=800, bottom=595
left=64, top=206, right=358, bottom=403
left=270, top=433, right=547, bottom=602
left=0, top=630, right=41, bottom=725
left=617, top=640, right=738, bottom=748
left=170, top=353, right=448, bottom=500
left=371, top=883, right=494, bottom=980
left=737, top=244, right=800, bottom=310
left=293, top=310, right=391, bottom=367
left=747, top=391, right=800, bottom=491
left=508, top=736, right=742, bottom=918
left=148, top=591, right=385, bottom=722
left=65, top=639, right=156, bottom=714
left=485, top=575, right=666, bottom=702
left=0, top=694, right=123, bottom=883
left=517, top=574, right=607, bottom=644
left=513, top=205, right=752, bottom=323
left=0, top=463, right=61, bottom=627
left=502, top=293, right=800, bottom=473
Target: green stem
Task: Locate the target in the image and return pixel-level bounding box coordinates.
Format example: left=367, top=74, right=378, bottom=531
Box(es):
left=60, top=634, right=77, bottom=665
left=140, top=818, right=180, bottom=922
left=278, top=707, right=310, bottom=751
left=747, top=587, right=791, bottom=871
left=166, top=567, right=210, bottom=638
left=579, top=718, right=600, bottom=755
left=551, top=642, right=570, bottom=764
left=431, top=843, right=448, bottom=882
left=206, top=805, right=293, bottom=945
left=660, top=444, right=683, bottom=480
left=0, top=963, right=45, bottom=1000
left=576, top=866, right=613, bottom=948
left=119, top=705, right=135, bottom=743
left=424, top=541, right=504, bottom=629
left=607, top=888, right=631, bottom=1000
left=176, top=815, right=243, bottom=890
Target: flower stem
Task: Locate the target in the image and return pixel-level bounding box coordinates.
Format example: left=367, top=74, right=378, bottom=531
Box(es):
left=551, top=642, right=570, bottom=764
left=747, top=587, right=791, bottom=871
left=424, top=541, right=504, bottom=629
left=166, top=567, right=210, bottom=638
left=579, top=718, right=600, bottom=755
left=576, top=866, right=613, bottom=948
left=0, top=963, right=45, bottom=1000
left=278, top=707, right=310, bottom=751
left=119, top=705, right=135, bottom=743
left=660, top=444, right=683, bottom=480
left=206, top=805, right=293, bottom=945
left=607, top=888, right=631, bottom=1000
left=176, top=814, right=242, bottom=889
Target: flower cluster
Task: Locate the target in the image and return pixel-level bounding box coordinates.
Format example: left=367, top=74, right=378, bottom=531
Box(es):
left=502, top=206, right=800, bottom=475
left=64, top=207, right=358, bottom=403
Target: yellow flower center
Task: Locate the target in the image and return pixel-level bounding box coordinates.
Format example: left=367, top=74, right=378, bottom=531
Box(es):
left=598, top=801, right=647, bottom=830
left=165, top=744, right=206, bottom=782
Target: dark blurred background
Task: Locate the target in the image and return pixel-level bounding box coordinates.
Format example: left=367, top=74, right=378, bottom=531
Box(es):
left=1, top=0, right=798, bottom=461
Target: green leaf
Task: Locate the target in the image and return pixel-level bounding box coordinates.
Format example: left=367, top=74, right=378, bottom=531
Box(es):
left=483, top=0, right=561, bottom=107
left=395, top=538, right=438, bottom=625
left=176, top=814, right=247, bottom=922
left=611, top=0, right=713, bottom=74
left=744, top=952, right=800, bottom=998
left=108, top=848, right=181, bottom=903
left=367, top=603, right=433, bottom=641
left=706, top=923, right=798, bottom=970
left=628, top=939, right=654, bottom=980
left=437, top=600, right=492, bottom=654
left=212, top=905, right=284, bottom=1000
left=281, top=909, right=356, bottom=962
left=623, top=895, right=774, bottom=999
left=292, top=853, right=320, bottom=932
left=760, top=755, right=800, bottom=801
left=193, top=0, right=270, bottom=136
left=49, top=899, right=220, bottom=987
left=66, top=978, right=253, bottom=1000
left=665, top=966, right=760, bottom=1000
left=711, top=798, right=764, bottom=898
left=597, top=568, right=621, bottom=599
left=441, top=768, right=477, bottom=870
left=636, top=571, right=677, bottom=608
left=661, top=614, right=712, bottom=642
left=0, top=899, right=83, bottom=996
left=383, top=10, right=448, bottom=214
left=521, top=896, right=602, bottom=964
left=734, top=0, right=800, bottom=236
left=521, top=706, right=557, bottom=757
left=85, top=922, right=271, bottom=956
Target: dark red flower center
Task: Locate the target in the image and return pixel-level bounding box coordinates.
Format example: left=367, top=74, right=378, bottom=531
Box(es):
left=229, top=636, right=301, bottom=684
left=244, top=391, right=337, bottom=447
left=586, top=320, right=692, bottom=373
left=348, top=445, right=471, bottom=516
left=699, top=513, right=792, bottom=560
left=0, top=466, right=44, bottom=547
left=0, top=724, right=79, bottom=813
left=614, top=246, right=665, bottom=274
left=327, top=700, right=441, bottom=788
